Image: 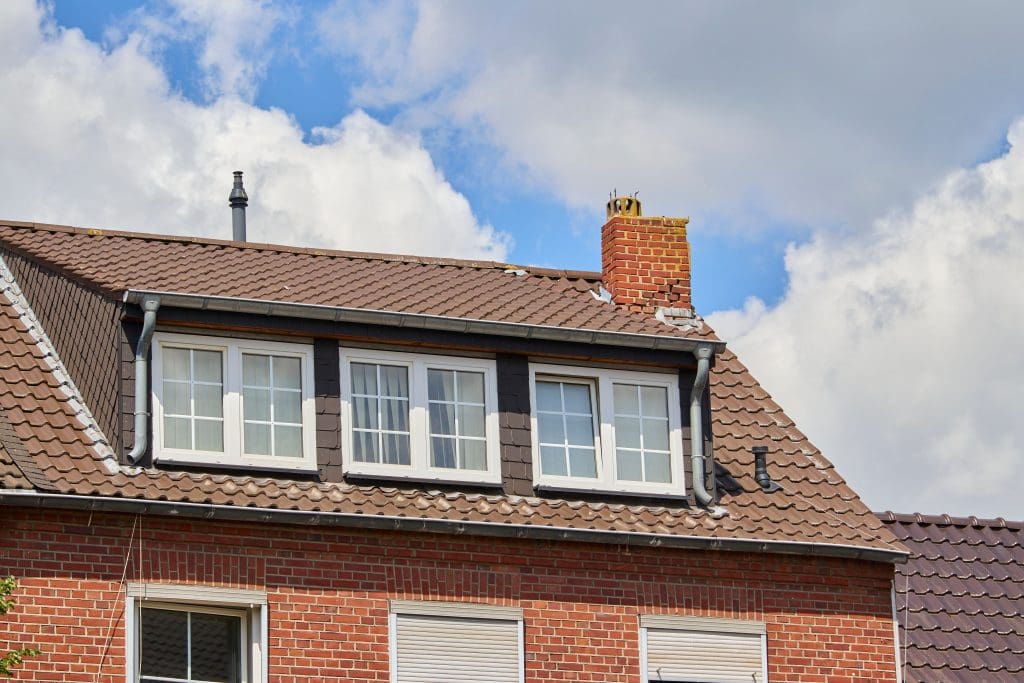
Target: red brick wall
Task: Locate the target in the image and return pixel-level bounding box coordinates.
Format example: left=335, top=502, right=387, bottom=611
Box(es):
left=0, top=509, right=898, bottom=682
left=601, top=215, right=692, bottom=314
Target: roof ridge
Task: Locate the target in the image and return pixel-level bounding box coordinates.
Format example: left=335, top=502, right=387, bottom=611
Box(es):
left=878, top=510, right=1024, bottom=530
left=0, top=219, right=602, bottom=282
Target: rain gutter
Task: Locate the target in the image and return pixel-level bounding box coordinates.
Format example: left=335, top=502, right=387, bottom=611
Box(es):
left=0, top=490, right=908, bottom=564
left=122, top=290, right=726, bottom=355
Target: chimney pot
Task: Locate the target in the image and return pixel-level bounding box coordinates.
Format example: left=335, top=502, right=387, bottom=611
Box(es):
left=229, top=171, right=248, bottom=241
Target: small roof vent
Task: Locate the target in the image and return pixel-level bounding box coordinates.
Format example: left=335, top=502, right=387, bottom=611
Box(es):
left=606, top=190, right=641, bottom=218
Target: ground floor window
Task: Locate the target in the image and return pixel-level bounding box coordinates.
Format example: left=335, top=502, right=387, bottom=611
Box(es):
left=640, top=615, right=768, bottom=683
left=127, top=584, right=267, bottom=683
left=389, top=601, right=524, bottom=683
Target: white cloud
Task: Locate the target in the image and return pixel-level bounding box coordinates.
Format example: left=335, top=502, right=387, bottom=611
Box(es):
left=318, top=1, right=1024, bottom=232
left=0, top=0, right=507, bottom=260
left=709, top=122, right=1024, bottom=518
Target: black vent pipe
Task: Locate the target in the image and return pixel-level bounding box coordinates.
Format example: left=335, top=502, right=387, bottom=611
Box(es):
left=752, top=446, right=781, bottom=493
left=229, top=171, right=248, bottom=241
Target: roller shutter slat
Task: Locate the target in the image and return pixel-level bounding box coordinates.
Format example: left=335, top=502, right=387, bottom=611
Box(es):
left=395, top=614, right=520, bottom=683
left=646, top=628, right=763, bottom=683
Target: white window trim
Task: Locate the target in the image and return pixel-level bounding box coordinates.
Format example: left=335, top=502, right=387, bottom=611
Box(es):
left=340, top=348, right=501, bottom=485
left=530, top=363, right=686, bottom=496
left=388, top=601, right=525, bottom=683
left=152, top=332, right=317, bottom=472
left=125, top=583, right=268, bottom=683
left=639, top=614, right=768, bottom=683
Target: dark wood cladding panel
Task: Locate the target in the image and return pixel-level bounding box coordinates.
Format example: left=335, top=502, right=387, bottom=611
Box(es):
left=314, top=339, right=342, bottom=481
left=497, top=354, right=533, bottom=497
left=1, top=248, right=123, bottom=452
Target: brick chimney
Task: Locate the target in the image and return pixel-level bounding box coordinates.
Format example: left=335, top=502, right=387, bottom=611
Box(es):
left=601, top=194, right=692, bottom=316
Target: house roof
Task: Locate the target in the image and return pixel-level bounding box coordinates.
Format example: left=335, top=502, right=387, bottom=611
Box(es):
left=0, top=221, right=906, bottom=561
left=879, top=512, right=1024, bottom=682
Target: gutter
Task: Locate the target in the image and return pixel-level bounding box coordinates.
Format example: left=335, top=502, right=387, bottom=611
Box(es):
left=0, top=490, right=909, bottom=564
left=123, top=290, right=726, bottom=355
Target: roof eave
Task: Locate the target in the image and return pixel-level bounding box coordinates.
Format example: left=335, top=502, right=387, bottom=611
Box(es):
left=0, top=490, right=907, bottom=564
left=123, top=289, right=726, bottom=354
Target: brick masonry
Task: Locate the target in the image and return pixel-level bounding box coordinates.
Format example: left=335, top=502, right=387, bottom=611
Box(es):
left=0, top=509, right=899, bottom=682
left=601, top=215, right=692, bottom=314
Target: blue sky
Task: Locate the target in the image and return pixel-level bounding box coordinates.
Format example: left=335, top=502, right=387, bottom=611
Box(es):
left=7, top=0, right=1024, bottom=516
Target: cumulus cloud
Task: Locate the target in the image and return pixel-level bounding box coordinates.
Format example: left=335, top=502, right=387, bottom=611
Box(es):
left=318, top=1, right=1024, bottom=232
left=0, top=0, right=507, bottom=260
left=709, top=123, right=1024, bottom=518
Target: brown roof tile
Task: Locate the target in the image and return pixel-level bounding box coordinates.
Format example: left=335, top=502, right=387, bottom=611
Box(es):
left=879, top=512, right=1024, bottom=682
left=0, top=222, right=905, bottom=558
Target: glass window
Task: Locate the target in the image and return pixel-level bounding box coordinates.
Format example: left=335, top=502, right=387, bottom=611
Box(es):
left=428, top=369, right=487, bottom=471
left=350, top=362, right=411, bottom=465
left=139, top=607, right=241, bottom=683
left=536, top=379, right=598, bottom=479
left=161, top=348, right=224, bottom=453
left=242, top=354, right=304, bottom=458
left=614, top=384, right=671, bottom=483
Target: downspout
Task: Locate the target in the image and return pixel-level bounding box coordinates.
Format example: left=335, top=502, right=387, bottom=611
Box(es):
left=690, top=345, right=725, bottom=517
left=126, top=296, right=161, bottom=464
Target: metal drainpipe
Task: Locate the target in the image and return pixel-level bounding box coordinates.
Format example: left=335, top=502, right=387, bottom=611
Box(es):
left=690, top=346, right=726, bottom=517
left=126, top=296, right=161, bottom=464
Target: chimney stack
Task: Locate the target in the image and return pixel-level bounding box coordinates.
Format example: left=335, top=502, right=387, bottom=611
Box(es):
left=229, top=171, right=248, bottom=241
left=601, top=194, right=692, bottom=316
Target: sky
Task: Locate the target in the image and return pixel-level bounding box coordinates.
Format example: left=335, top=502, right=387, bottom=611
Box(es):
left=2, top=0, right=1023, bottom=518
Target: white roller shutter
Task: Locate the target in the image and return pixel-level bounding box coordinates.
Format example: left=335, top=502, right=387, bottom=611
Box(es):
left=644, top=619, right=766, bottom=683
left=394, top=613, right=522, bottom=683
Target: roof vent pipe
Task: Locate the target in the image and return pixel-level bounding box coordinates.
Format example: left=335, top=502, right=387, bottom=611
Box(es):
left=690, top=345, right=726, bottom=517
left=752, top=446, right=781, bottom=492
left=126, top=295, right=160, bottom=464
left=229, top=171, right=248, bottom=241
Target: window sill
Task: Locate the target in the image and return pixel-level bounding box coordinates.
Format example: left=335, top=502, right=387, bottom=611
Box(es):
left=154, top=455, right=319, bottom=475
left=344, top=467, right=504, bottom=488
left=534, top=482, right=689, bottom=500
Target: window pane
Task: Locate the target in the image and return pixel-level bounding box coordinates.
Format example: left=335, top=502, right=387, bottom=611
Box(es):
left=617, top=449, right=643, bottom=481
left=273, top=356, right=301, bottom=390
left=536, top=381, right=562, bottom=412
left=274, top=425, right=303, bottom=458
left=645, top=451, right=672, bottom=483
left=380, top=365, right=409, bottom=398
left=537, top=413, right=564, bottom=444
left=429, top=402, right=455, bottom=436
left=457, top=371, right=484, bottom=404
left=564, top=414, right=594, bottom=447
left=351, top=363, right=377, bottom=395
left=540, top=445, right=568, bottom=476
left=273, top=389, right=302, bottom=424
left=164, top=416, right=191, bottom=450
left=428, top=368, right=454, bottom=401
left=243, top=387, right=271, bottom=422
left=194, top=419, right=224, bottom=452
left=194, top=350, right=223, bottom=383
left=140, top=608, right=187, bottom=680
left=569, top=448, right=598, bottom=478
left=243, top=353, right=270, bottom=387
left=353, top=397, right=379, bottom=430
left=458, top=404, right=486, bottom=438
left=383, top=433, right=410, bottom=465
left=190, top=612, right=241, bottom=683
left=431, top=436, right=456, bottom=469
left=163, top=348, right=190, bottom=381
left=562, top=383, right=592, bottom=414
left=163, top=381, right=190, bottom=416
left=643, top=418, right=670, bottom=452
left=244, top=422, right=271, bottom=456
left=380, top=398, right=409, bottom=432
left=194, top=383, right=223, bottom=418
left=614, top=383, right=640, bottom=415
left=641, top=385, right=668, bottom=418
left=615, top=416, right=642, bottom=449
left=461, top=439, right=486, bottom=471
left=353, top=430, right=378, bottom=463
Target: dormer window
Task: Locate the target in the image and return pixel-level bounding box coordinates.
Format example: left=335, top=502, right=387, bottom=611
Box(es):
left=151, top=333, right=317, bottom=471
left=530, top=364, right=685, bottom=496
left=340, top=349, right=500, bottom=484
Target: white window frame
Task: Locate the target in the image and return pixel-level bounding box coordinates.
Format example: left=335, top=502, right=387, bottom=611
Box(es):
left=388, top=601, right=525, bottom=683
left=125, top=584, right=268, bottom=683
left=152, top=332, right=317, bottom=472
left=530, top=363, right=686, bottom=496
left=340, top=349, right=501, bottom=485
left=639, top=615, right=768, bottom=683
